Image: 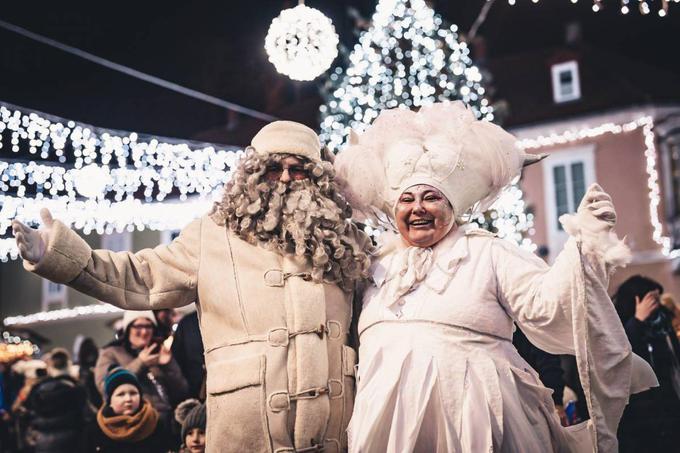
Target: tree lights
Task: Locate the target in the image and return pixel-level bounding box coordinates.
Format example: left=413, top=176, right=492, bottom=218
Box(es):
left=319, top=0, right=493, bottom=152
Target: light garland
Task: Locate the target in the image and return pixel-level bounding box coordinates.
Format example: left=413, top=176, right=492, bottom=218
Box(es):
left=516, top=115, right=676, bottom=257
left=265, top=2, right=339, bottom=81
left=0, top=102, right=243, bottom=261
left=0, top=195, right=215, bottom=261
left=3, top=303, right=123, bottom=327
left=509, top=0, right=678, bottom=16
left=2, top=102, right=675, bottom=325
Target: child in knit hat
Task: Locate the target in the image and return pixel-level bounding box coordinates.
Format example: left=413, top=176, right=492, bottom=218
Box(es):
left=174, top=399, right=206, bottom=453
left=83, top=365, right=171, bottom=452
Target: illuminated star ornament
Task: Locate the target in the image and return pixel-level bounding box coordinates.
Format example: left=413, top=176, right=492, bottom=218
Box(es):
left=264, top=1, right=339, bottom=81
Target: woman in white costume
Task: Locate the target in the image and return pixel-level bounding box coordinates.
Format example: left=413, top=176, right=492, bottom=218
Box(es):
left=334, top=101, right=658, bottom=453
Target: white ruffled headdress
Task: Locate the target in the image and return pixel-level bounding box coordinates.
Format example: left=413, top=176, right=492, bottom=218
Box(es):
left=334, top=101, right=544, bottom=227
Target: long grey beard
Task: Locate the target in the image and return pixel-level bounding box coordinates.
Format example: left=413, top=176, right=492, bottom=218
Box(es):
left=232, top=180, right=348, bottom=280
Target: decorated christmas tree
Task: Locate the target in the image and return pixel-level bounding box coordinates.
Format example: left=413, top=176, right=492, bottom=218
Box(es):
left=319, top=0, right=493, bottom=150
left=319, top=0, right=535, bottom=249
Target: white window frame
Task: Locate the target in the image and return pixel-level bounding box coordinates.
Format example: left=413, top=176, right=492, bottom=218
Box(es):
left=160, top=230, right=181, bottom=245
left=542, top=145, right=596, bottom=261
left=42, top=279, right=67, bottom=311
left=101, top=231, right=132, bottom=252
left=551, top=60, right=581, bottom=103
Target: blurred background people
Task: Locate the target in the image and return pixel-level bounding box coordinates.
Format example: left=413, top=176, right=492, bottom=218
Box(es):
left=94, top=310, right=187, bottom=435
left=73, top=336, right=102, bottom=414
left=83, top=366, right=171, bottom=452
left=613, top=275, right=680, bottom=452
left=174, top=398, right=206, bottom=453
left=171, top=310, right=205, bottom=400
left=23, top=348, right=87, bottom=453
left=512, top=327, right=568, bottom=425
left=153, top=308, right=177, bottom=340
left=660, top=293, right=680, bottom=341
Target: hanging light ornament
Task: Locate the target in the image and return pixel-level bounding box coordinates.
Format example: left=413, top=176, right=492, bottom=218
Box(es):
left=264, top=1, right=339, bottom=81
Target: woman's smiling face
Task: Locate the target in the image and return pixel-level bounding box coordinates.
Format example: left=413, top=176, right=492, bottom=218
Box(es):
left=395, top=184, right=455, bottom=248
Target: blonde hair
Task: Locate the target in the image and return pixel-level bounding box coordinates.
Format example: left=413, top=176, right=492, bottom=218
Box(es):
left=212, top=148, right=374, bottom=292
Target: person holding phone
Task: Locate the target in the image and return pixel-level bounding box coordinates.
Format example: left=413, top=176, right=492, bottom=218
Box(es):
left=94, top=311, right=188, bottom=437
left=613, top=276, right=680, bottom=452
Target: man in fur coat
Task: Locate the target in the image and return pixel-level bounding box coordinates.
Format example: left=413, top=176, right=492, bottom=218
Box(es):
left=12, top=121, right=374, bottom=453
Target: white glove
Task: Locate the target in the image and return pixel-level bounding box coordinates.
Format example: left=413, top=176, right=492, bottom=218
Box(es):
left=575, top=183, right=617, bottom=235
left=11, top=208, right=54, bottom=264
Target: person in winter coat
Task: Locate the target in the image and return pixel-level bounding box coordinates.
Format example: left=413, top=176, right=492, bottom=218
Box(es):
left=174, top=399, right=206, bottom=453
left=95, top=310, right=188, bottom=428
left=12, top=120, right=375, bottom=452
left=83, top=366, right=171, bottom=453
left=24, top=348, right=87, bottom=453
left=171, top=311, right=205, bottom=399
left=75, top=336, right=103, bottom=413
left=613, top=275, right=680, bottom=452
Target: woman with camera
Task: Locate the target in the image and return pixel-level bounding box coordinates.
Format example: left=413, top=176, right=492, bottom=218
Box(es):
left=614, top=275, right=680, bottom=452
left=94, top=311, right=188, bottom=434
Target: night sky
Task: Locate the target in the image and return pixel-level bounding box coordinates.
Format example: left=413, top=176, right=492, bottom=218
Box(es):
left=0, top=0, right=678, bottom=145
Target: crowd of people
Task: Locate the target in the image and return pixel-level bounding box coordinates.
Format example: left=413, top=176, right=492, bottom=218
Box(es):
left=1, top=275, right=679, bottom=452
left=0, top=308, right=206, bottom=452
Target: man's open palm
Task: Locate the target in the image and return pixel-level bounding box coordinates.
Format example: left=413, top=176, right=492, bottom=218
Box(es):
left=11, top=208, right=54, bottom=264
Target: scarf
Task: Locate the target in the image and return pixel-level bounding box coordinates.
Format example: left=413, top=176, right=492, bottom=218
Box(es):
left=97, top=400, right=159, bottom=443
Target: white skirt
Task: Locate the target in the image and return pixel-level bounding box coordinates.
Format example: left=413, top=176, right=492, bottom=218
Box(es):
left=348, top=322, right=593, bottom=453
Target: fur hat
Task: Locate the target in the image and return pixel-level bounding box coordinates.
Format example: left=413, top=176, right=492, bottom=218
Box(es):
left=251, top=120, right=321, bottom=162
left=175, top=399, right=206, bottom=440
left=121, top=310, right=157, bottom=332
left=334, top=101, right=545, bottom=225
left=104, top=366, right=142, bottom=403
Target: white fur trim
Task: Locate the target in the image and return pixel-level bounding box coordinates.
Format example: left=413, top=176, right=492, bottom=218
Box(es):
left=559, top=214, right=632, bottom=268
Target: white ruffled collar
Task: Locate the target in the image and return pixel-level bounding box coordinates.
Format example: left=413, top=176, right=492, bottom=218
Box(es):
left=372, top=224, right=472, bottom=290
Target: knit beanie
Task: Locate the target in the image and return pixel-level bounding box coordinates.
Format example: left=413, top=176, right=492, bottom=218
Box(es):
left=251, top=120, right=321, bottom=162
left=121, top=310, right=157, bottom=332
left=175, top=399, right=207, bottom=440
left=104, top=366, right=142, bottom=404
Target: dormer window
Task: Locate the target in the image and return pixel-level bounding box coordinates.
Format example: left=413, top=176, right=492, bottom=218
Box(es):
left=551, top=60, right=581, bottom=103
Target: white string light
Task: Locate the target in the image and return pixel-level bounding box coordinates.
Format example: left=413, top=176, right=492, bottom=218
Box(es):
left=511, top=0, right=674, bottom=15
left=265, top=2, right=339, bottom=81
left=3, top=303, right=123, bottom=327
left=2, top=103, right=675, bottom=323
left=0, top=103, right=243, bottom=261
left=516, top=115, right=676, bottom=257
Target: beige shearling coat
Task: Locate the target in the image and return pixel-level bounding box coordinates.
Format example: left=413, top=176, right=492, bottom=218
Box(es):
left=25, top=215, right=357, bottom=453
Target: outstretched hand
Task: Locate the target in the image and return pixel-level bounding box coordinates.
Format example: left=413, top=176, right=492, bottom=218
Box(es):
left=576, top=183, right=617, bottom=234
left=11, top=208, right=54, bottom=264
